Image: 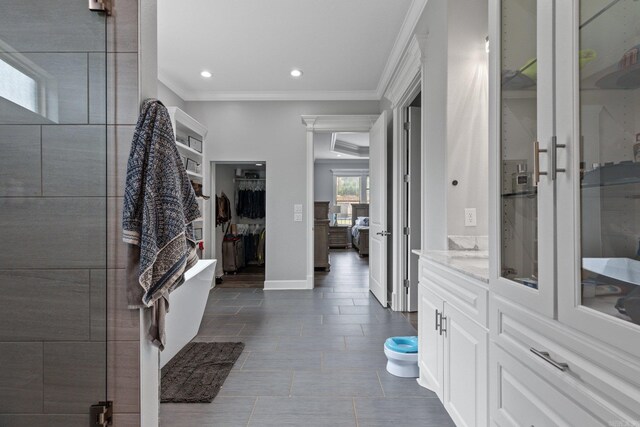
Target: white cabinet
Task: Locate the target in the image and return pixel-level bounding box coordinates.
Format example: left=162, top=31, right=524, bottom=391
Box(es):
left=167, top=107, right=209, bottom=256
left=489, top=0, right=640, bottom=424
left=443, top=302, right=488, bottom=427
left=418, top=259, right=489, bottom=427
left=418, top=282, right=444, bottom=399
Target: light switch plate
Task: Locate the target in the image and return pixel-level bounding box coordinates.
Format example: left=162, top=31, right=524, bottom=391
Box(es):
left=294, top=204, right=303, bottom=213
left=294, top=213, right=303, bottom=222
left=464, top=208, right=477, bottom=227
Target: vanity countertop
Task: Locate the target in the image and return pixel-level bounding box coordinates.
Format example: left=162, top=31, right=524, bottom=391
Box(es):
left=416, top=250, right=489, bottom=283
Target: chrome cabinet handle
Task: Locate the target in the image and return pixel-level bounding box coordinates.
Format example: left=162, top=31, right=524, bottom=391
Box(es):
left=440, top=316, right=447, bottom=336
left=535, top=138, right=567, bottom=184
left=376, top=231, right=392, bottom=237
left=530, top=348, right=569, bottom=372
left=534, top=140, right=548, bottom=184
left=552, top=136, right=566, bottom=179
left=435, top=309, right=442, bottom=331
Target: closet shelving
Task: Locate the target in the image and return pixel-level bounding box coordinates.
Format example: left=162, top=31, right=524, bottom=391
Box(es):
left=168, top=107, right=209, bottom=250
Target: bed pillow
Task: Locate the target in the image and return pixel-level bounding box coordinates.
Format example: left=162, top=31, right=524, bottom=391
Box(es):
left=356, top=216, right=369, bottom=226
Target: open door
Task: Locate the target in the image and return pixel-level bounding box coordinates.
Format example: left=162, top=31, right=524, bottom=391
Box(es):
left=369, top=111, right=388, bottom=306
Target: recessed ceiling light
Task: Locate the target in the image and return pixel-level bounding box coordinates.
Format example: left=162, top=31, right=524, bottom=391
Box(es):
left=290, top=69, right=303, bottom=78
left=200, top=70, right=212, bottom=78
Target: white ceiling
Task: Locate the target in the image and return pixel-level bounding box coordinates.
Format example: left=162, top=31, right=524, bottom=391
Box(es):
left=158, top=0, right=417, bottom=101
left=314, top=132, right=369, bottom=160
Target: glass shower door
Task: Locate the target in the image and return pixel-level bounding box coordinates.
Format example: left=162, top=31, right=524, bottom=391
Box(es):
left=0, top=1, right=109, bottom=425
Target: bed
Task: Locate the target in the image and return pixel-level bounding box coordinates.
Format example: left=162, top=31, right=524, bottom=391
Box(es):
left=351, top=203, right=369, bottom=257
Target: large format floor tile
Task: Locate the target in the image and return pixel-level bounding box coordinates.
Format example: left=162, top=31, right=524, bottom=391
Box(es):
left=159, top=250, right=452, bottom=426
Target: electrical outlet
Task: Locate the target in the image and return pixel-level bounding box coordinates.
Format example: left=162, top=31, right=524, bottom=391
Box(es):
left=294, top=213, right=303, bottom=222
left=464, top=208, right=477, bottom=227
left=294, top=204, right=303, bottom=213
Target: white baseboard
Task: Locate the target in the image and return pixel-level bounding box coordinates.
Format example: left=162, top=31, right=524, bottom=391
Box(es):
left=307, top=274, right=314, bottom=289
left=264, top=279, right=312, bottom=290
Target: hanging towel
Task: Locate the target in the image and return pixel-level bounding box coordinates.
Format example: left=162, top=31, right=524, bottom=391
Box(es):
left=122, top=99, right=200, bottom=350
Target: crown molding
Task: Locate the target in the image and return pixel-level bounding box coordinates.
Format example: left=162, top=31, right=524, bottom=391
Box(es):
left=384, top=34, right=428, bottom=108
left=301, top=115, right=379, bottom=132
left=331, top=133, right=370, bottom=158
left=375, top=0, right=428, bottom=99
left=180, top=90, right=380, bottom=102
left=314, top=158, right=370, bottom=164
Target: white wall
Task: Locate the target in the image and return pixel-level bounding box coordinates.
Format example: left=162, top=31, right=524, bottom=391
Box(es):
left=158, top=81, right=186, bottom=110
left=186, top=101, right=380, bottom=283
left=314, top=159, right=370, bottom=204
left=446, top=0, right=489, bottom=237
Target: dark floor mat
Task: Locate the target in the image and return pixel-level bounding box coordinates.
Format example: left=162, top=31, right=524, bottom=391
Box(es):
left=161, top=342, right=245, bottom=403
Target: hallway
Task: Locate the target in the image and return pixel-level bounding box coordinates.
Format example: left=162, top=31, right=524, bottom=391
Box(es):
left=160, top=250, right=454, bottom=426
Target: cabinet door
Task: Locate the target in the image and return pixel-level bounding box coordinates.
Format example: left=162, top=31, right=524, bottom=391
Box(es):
left=418, top=283, right=444, bottom=399
left=443, top=303, right=488, bottom=427
left=490, top=0, right=556, bottom=317
left=556, top=0, right=640, bottom=356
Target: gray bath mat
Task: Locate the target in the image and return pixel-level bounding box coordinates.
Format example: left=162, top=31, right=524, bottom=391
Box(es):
left=161, top=342, right=245, bottom=403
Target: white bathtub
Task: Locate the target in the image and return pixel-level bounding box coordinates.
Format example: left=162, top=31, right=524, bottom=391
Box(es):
left=160, top=259, right=217, bottom=368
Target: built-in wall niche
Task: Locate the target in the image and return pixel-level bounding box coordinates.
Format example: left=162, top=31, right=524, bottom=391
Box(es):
left=168, top=107, right=208, bottom=252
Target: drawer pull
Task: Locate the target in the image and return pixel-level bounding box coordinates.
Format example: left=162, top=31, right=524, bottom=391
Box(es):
left=530, top=348, right=569, bottom=372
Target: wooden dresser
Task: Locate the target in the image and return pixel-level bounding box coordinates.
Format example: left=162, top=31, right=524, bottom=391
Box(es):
left=314, top=201, right=330, bottom=271
left=328, top=226, right=350, bottom=249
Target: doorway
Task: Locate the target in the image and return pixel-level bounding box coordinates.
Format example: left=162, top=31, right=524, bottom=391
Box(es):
left=313, top=132, right=371, bottom=289
left=405, top=93, right=422, bottom=314
left=212, top=162, right=267, bottom=288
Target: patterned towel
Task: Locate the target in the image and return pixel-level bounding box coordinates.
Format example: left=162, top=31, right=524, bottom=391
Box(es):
left=122, top=99, right=200, bottom=348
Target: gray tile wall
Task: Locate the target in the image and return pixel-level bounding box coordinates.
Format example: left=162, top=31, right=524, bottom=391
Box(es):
left=0, top=0, right=141, bottom=424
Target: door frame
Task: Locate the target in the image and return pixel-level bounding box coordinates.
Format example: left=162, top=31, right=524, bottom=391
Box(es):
left=384, top=34, right=429, bottom=311
left=301, top=115, right=379, bottom=289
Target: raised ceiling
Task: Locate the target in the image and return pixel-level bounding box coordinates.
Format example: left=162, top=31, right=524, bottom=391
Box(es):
left=314, top=132, right=369, bottom=160
left=158, top=0, right=417, bottom=101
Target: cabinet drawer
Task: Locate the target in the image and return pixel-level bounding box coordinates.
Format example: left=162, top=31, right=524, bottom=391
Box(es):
left=493, top=295, right=640, bottom=424
left=419, top=258, right=489, bottom=328
left=492, top=345, right=605, bottom=427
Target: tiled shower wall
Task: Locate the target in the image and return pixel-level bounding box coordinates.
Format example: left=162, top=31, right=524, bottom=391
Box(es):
left=0, top=0, right=141, bottom=425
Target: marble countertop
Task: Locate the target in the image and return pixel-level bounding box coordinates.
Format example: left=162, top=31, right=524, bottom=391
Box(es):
left=415, top=250, right=489, bottom=283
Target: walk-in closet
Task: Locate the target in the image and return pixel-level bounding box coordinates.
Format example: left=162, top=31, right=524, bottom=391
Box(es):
left=213, top=163, right=266, bottom=287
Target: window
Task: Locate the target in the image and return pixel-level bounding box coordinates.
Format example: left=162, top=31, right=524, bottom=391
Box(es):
left=332, top=169, right=369, bottom=226
left=0, top=58, right=37, bottom=113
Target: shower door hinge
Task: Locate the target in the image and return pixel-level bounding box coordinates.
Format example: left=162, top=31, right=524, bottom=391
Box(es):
left=90, top=401, right=113, bottom=426
left=89, top=0, right=111, bottom=15
left=403, top=279, right=411, bottom=288
left=403, top=122, right=411, bottom=131
left=403, top=174, right=410, bottom=183
left=403, top=226, right=411, bottom=235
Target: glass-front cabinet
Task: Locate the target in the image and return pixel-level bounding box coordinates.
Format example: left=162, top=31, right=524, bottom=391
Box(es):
left=556, top=0, right=640, bottom=356
left=494, top=0, right=557, bottom=317
left=494, top=0, right=640, bottom=355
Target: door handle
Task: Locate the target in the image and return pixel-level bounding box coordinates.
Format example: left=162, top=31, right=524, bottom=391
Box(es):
left=530, top=347, right=569, bottom=372
left=435, top=309, right=442, bottom=331
left=376, top=231, right=392, bottom=237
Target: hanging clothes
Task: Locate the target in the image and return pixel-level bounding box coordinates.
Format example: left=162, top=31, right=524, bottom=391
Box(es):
left=235, top=179, right=265, bottom=219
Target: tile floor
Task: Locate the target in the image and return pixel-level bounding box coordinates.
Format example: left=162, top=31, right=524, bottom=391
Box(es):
left=160, top=250, right=454, bottom=426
